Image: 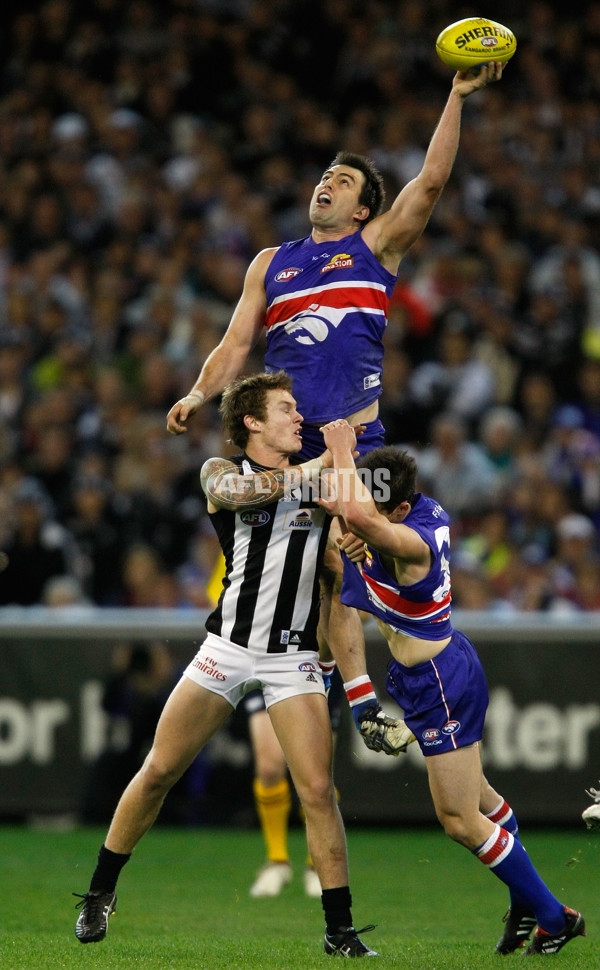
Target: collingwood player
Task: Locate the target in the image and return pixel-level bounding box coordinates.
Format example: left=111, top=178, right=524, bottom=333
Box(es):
left=74, top=371, right=403, bottom=957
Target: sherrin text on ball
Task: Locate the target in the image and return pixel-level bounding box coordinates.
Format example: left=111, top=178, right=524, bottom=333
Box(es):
left=436, top=17, right=516, bottom=72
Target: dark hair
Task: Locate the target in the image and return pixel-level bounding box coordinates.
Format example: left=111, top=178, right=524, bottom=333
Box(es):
left=328, top=151, right=385, bottom=225
left=219, top=371, right=293, bottom=448
left=357, top=446, right=417, bottom=513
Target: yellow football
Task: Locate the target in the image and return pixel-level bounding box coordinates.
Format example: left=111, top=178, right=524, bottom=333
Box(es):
left=435, top=17, right=516, bottom=72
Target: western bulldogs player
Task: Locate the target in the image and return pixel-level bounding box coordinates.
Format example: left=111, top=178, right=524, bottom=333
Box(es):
left=319, top=421, right=586, bottom=958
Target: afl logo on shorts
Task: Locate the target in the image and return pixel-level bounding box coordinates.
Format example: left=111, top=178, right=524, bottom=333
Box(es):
left=442, top=719, right=460, bottom=735
left=298, top=661, right=317, bottom=672
left=240, top=509, right=270, bottom=526
left=275, top=267, right=303, bottom=282
left=422, top=728, right=440, bottom=740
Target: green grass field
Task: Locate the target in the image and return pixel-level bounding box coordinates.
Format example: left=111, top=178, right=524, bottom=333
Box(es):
left=1, top=824, right=598, bottom=969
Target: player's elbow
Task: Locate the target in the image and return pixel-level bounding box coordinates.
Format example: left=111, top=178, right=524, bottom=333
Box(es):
left=423, top=177, right=446, bottom=204
left=418, top=165, right=448, bottom=201
left=343, top=505, right=376, bottom=542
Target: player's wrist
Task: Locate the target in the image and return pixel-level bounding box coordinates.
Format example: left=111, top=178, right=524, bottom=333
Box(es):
left=187, top=389, right=205, bottom=405
left=319, top=658, right=337, bottom=694
left=319, top=659, right=336, bottom=676
left=302, top=455, right=325, bottom=475
left=344, top=675, right=380, bottom=728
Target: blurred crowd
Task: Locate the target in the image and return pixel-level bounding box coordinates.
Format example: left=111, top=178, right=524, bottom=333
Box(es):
left=0, top=0, right=599, bottom=615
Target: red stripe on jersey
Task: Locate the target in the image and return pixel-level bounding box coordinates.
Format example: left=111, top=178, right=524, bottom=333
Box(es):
left=363, top=572, right=451, bottom=619
left=265, top=284, right=388, bottom=329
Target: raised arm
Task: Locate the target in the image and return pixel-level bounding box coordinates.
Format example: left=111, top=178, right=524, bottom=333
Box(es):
left=166, top=247, right=277, bottom=434
left=362, top=63, right=503, bottom=272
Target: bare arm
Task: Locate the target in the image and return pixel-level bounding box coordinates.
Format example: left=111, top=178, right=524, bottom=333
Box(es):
left=201, top=454, right=330, bottom=513
left=320, top=421, right=428, bottom=564
left=166, top=247, right=277, bottom=434
left=362, top=63, right=503, bottom=272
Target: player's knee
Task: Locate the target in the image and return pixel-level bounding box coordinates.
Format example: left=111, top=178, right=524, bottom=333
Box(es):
left=256, top=763, right=287, bottom=788
left=140, top=751, right=182, bottom=794
left=297, top=775, right=336, bottom=815
left=437, top=810, right=471, bottom=845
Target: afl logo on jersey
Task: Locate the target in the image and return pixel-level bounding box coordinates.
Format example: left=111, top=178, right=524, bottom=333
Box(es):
left=275, top=267, right=303, bottom=282
left=240, top=509, right=271, bottom=526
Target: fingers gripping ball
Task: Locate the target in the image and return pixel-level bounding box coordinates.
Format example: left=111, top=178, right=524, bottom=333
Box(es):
left=358, top=710, right=416, bottom=756
left=435, top=18, right=516, bottom=72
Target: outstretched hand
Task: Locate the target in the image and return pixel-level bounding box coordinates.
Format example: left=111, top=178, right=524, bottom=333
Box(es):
left=166, top=391, right=204, bottom=435
left=453, top=60, right=503, bottom=97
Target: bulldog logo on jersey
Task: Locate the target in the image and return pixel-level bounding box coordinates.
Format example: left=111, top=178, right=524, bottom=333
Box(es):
left=320, top=252, right=354, bottom=274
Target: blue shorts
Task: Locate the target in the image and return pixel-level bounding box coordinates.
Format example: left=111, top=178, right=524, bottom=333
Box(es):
left=385, top=630, right=489, bottom=756
left=298, top=418, right=385, bottom=461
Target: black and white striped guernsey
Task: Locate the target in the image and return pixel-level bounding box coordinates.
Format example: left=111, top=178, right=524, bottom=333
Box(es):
left=205, top=453, right=331, bottom=653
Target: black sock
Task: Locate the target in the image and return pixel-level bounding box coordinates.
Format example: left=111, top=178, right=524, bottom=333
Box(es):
left=321, top=886, right=353, bottom=934
left=89, top=843, right=131, bottom=893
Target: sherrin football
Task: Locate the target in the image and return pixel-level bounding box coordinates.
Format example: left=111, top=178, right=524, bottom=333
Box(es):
left=435, top=17, right=516, bottom=72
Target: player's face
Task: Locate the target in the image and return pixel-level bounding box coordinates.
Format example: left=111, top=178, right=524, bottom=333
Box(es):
left=309, top=165, right=368, bottom=229
left=261, top=389, right=303, bottom=454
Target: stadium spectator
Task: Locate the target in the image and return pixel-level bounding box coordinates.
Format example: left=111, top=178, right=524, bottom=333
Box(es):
left=546, top=512, right=599, bottom=611
left=477, top=406, right=523, bottom=495
left=66, top=472, right=124, bottom=604
left=416, top=412, right=501, bottom=527
left=0, top=477, right=77, bottom=606
left=406, top=310, right=496, bottom=436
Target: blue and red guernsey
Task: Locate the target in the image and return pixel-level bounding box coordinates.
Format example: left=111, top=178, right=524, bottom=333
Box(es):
left=341, top=493, right=453, bottom=639
left=264, top=231, right=397, bottom=423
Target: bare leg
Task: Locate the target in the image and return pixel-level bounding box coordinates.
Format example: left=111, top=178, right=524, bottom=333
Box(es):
left=269, top=693, right=348, bottom=889
left=479, top=773, right=507, bottom=816
left=426, top=742, right=495, bottom=849
left=248, top=708, right=292, bottom=885
left=105, top=677, right=232, bottom=853
left=249, top=708, right=288, bottom=788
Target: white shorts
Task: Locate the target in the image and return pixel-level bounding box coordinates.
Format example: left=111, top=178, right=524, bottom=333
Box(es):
left=183, top=632, right=326, bottom=709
